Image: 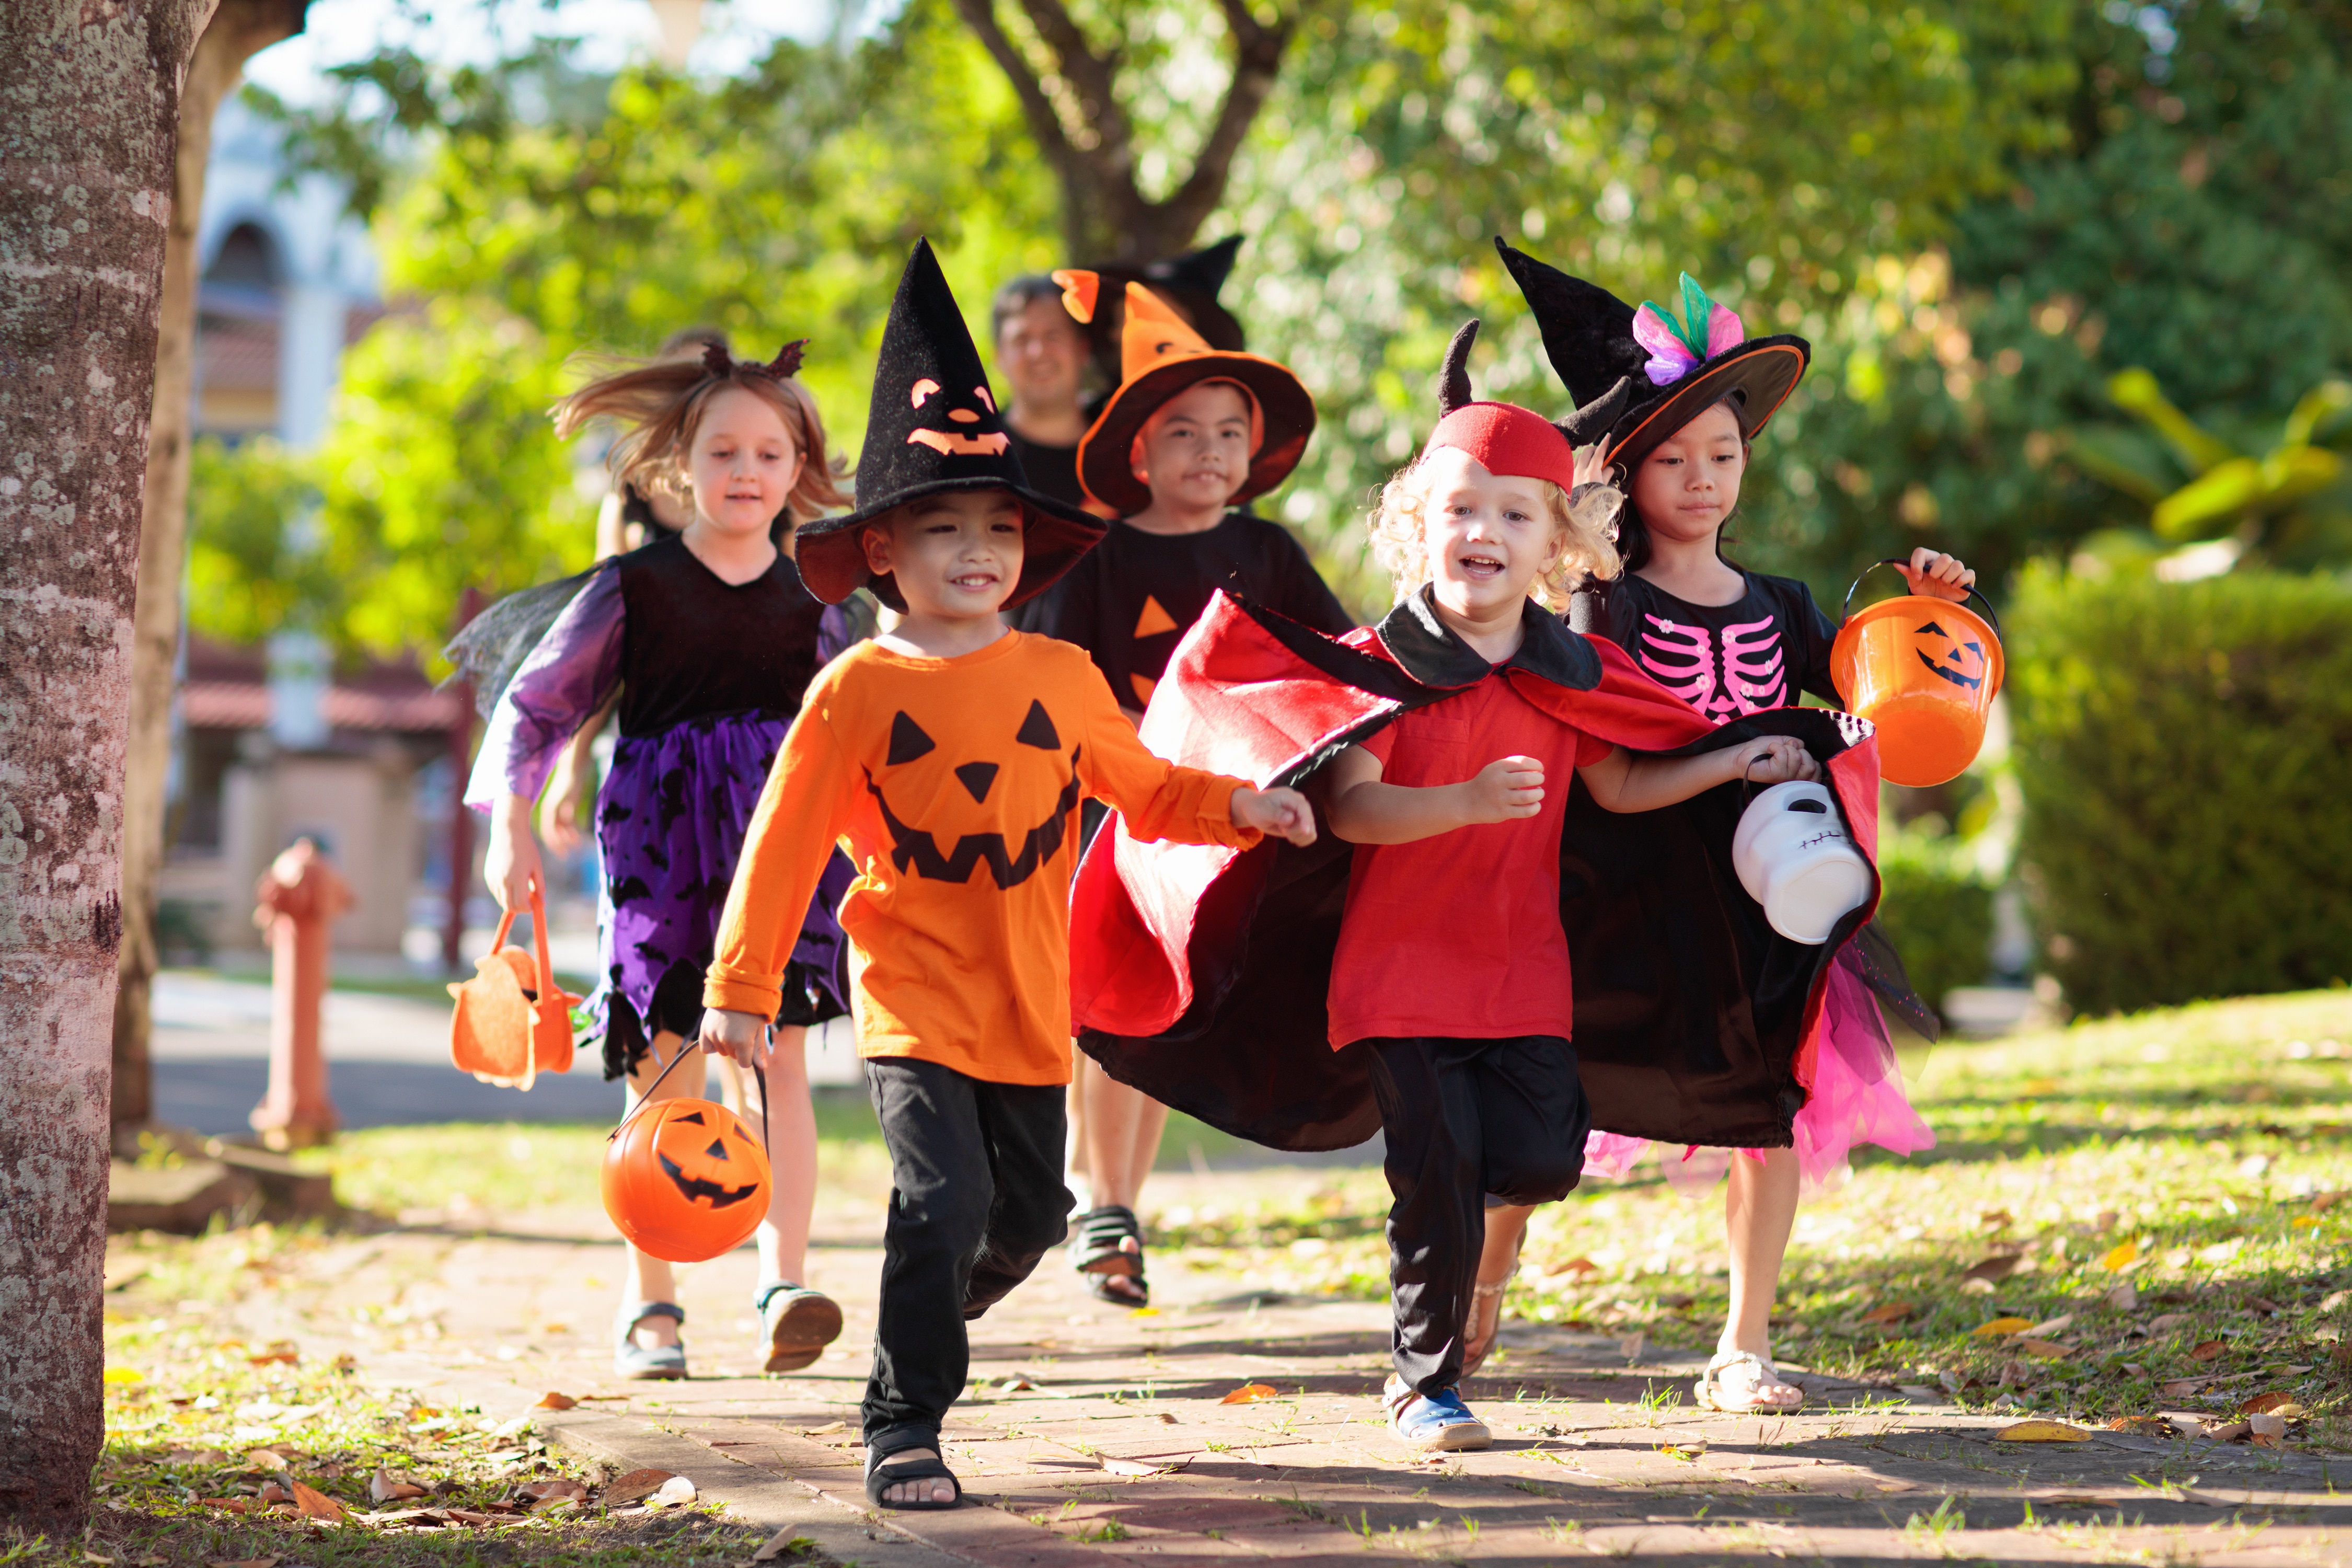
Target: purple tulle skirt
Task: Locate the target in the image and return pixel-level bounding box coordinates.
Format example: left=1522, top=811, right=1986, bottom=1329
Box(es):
left=1582, top=945, right=1935, bottom=1194
left=589, top=709, right=851, bottom=1080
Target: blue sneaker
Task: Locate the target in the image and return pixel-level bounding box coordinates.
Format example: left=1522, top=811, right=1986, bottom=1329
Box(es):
left=1383, top=1374, right=1491, bottom=1452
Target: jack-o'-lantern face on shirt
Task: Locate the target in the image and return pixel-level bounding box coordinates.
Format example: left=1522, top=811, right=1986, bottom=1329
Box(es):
left=862, top=697, right=1081, bottom=889
left=905, top=376, right=1011, bottom=457
left=1913, top=619, right=1987, bottom=691
left=653, top=1105, right=768, bottom=1210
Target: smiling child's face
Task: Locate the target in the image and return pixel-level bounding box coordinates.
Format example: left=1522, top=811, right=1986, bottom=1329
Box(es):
left=1131, top=379, right=1253, bottom=513
left=1628, top=399, right=1746, bottom=547
left=862, top=488, right=1027, bottom=622
left=684, top=385, right=803, bottom=538
left=1417, top=446, right=1562, bottom=624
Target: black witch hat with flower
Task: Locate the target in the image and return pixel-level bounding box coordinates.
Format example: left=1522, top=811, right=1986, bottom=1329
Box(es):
left=1493, top=237, right=1811, bottom=477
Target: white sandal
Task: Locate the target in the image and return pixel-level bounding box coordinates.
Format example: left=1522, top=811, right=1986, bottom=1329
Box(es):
left=1694, top=1350, right=1806, bottom=1413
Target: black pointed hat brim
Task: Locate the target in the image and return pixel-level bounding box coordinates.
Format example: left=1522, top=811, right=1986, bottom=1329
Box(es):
left=1076, top=352, right=1316, bottom=517
left=795, top=482, right=1107, bottom=610
left=1598, top=336, right=1811, bottom=476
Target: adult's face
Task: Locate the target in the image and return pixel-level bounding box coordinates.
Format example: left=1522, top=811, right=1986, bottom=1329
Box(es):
left=996, top=297, right=1087, bottom=415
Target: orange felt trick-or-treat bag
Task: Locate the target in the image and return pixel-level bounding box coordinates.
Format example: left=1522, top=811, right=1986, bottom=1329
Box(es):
left=447, top=880, right=580, bottom=1091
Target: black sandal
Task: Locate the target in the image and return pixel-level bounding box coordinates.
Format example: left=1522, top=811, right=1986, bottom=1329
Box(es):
left=863, top=1427, right=962, bottom=1511
left=1069, top=1204, right=1148, bottom=1306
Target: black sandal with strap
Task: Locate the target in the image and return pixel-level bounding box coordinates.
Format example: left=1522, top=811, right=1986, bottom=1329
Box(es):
left=1069, top=1204, right=1148, bottom=1306
left=863, top=1426, right=962, bottom=1511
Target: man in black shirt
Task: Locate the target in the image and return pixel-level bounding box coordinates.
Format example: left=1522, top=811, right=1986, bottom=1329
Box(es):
left=990, top=275, right=1092, bottom=511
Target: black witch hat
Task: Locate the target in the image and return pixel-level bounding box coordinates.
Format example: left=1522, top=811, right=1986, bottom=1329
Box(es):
left=1070, top=235, right=1248, bottom=394
left=798, top=238, right=1106, bottom=610
left=1493, top=237, right=1811, bottom=477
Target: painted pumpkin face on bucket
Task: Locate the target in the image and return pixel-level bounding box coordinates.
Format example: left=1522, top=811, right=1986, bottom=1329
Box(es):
left=863, top=698, right=1081, bottom=889
left=905, top=377, right=1010, bottom=457
left=1915, top=619, right=1988, bottom=691
left=602, top=1097, right=773, bottom=1262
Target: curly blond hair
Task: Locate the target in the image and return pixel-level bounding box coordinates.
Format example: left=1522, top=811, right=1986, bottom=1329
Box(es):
left=1367, top=453, right=1621, bottom=608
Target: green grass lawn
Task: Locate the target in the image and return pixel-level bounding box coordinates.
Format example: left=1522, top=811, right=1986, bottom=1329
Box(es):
left=1148, top=988, right=2352, bottom=1442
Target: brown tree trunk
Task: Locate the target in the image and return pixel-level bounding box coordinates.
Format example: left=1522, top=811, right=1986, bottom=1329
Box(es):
left=113, top=0, right=310, bottom=1140
left=950, top=0, right=1303, bottom=262
left=0, top=0, right=214, bottom=1531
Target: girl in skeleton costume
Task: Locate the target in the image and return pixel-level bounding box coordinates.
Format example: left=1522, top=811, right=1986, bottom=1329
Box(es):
left=1472, top=241, right=1973, bottom=1414
left=454, top=342, right=860, bottom=1382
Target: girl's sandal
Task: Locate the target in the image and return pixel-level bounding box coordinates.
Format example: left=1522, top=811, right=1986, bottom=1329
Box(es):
left=1459, top=1267, right=1518, bottom=1379
left=1069, top=1205, right=1148, bottom=1307
left=1693, top=1350, right=1807, bottom=1413
left=755, top=1282, right=844, bottom=1374
left=863, top=1429, right=962, bottom=1511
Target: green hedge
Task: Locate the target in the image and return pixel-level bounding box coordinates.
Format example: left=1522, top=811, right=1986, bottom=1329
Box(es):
left=2008, top=564, right=2352, bottom=1014
left=1874, top=837, right=1993, bottom=1017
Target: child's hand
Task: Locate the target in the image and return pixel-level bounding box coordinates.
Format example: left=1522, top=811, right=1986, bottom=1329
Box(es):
left=1231, top=785, right=1318, bottom=847
left=1897, top=547, right=1976, bottom=603
left=485, top=794, right=544, bottom=913
left=1734, top=736, right=1820, bottom=785
left=1465, top=756, right=1546, bottom=823
left=698, top=1007, right=767, bottom=1067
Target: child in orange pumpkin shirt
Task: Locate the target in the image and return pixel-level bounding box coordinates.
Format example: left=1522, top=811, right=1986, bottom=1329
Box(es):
left=699, top=240, right=1315, bottom=1512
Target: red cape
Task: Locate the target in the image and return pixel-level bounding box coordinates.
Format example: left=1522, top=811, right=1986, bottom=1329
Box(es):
left=1070, top=590, right=1885, bottom=1152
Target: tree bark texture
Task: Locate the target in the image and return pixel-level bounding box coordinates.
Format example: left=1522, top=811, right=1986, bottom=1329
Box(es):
left=0, top=0, right=212, bottom=1530
left=950, top=0, right=1302, bottom=262
left=113, top=0, right=309, bottom=1138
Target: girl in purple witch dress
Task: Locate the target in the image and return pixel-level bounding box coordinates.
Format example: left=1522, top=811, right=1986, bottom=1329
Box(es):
left=463, top=342, right=858, bottom=1381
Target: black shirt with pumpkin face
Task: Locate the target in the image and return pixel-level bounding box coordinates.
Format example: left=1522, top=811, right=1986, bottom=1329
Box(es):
left=1016, top=511, right=1355, bottom=712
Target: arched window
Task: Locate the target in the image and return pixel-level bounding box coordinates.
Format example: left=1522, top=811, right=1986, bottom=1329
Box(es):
left=198, top=221, right=284, bottom=436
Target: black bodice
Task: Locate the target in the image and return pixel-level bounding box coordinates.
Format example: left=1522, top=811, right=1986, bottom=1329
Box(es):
left=616, top=533, right=828, bottom=736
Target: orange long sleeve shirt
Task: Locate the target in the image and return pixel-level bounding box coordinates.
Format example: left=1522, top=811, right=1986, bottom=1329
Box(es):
left=705, top=630, right=1262, bottom=1085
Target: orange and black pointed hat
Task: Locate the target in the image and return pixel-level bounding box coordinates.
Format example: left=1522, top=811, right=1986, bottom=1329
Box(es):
left=797, top=238, right=1105, bottom=609
left=1065, top=279, right=1316, bottom=518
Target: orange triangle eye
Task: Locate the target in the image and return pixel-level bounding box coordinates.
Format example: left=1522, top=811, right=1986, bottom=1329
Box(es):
left=1133, top=596, right=1179, bottom=638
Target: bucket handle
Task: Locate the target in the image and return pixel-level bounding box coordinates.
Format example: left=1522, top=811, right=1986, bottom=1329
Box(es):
left=608, top=1029, right=774, bottom=1166
left=1842, top=558, right=2003, bottom=641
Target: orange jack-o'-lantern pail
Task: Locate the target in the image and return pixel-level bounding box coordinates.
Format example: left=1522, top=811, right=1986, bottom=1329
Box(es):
left=1830, top=560, right=2004, bottom=788
left=603, top=1073, right=773, bottom=1263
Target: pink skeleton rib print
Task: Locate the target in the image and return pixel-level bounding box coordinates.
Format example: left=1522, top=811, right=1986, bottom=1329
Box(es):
left=1635, top=612, right=1790, bottom=721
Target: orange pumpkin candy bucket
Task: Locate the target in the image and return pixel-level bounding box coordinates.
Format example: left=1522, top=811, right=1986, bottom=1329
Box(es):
left=601, top=1043, right=774, bottom=1263
left=447, top=879, right=580, bottom=1091
left=1830, top=559, right=2005, bottom=788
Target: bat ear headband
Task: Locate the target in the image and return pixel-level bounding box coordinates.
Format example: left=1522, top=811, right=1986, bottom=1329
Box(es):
left=701, top=339, right=811, bottom=381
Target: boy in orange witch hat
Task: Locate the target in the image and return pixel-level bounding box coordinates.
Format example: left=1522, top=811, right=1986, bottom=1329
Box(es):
left=1015, top=274, right=1355, bottom=1308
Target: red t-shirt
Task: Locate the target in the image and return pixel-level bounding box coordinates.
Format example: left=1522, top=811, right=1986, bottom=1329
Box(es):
left=1325, top=670, right=1612, bottom=1048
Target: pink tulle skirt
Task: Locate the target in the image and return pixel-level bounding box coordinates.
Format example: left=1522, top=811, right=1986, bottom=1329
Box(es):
left=1582, top=947, right=1934, bottom=1195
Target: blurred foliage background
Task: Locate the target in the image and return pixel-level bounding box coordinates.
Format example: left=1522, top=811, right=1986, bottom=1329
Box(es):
left=191, top=0, right=2352, bottom=1014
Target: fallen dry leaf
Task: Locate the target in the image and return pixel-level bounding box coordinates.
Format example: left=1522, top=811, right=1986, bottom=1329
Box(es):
left=1971, top=1317, right=2034, bottom=1338
left=1964, top=1255, right=2023, bottom=1283
left=2247, top=1411, right=2289, bottom=1438
left=2205, top=1420, right=2253, bottom=1443
left=533, top=1391, right=578, bottom=1411
left=2099, top=1241, right=2140, bottom=1272
left=370, top=1469, right=427, bottom=1504
left=1550, top=1256, right=1601, bottom=1279
left=645, top=1475, right=698, bottom=1509
left=2149, top=1312, right=2195, bottom=1333
left=291, top=1480, right=347, bottom=1522
left=245, top=1449, right=291, bottom=1472
left=2188, top=1339, right=2228, bottom=1362
left=256, top=1482, right=291, bottom=1505
left=1995, top=1420, right=2092, bottom=1443
left=603, top=1468, right=677, bottom=1506
left=1100, top=1456, right=1172, bottom=1476
left=2158, top=1377, right=2211, bottom=1397
left=1860, top=1301, right=1914, bottom=1325
left=799, top=1419, right=849, bottom=1435
left=2016, top=1338, right=2072, bottom=1358
left=753, top=1531, right=818, bottom=1564
left=2105, top=1283, right=2138, bottom=1311
left=2015, top=1313, right=2074, bottom=1339
left=195, top=1498, right=251, bottom=1514
left=2238, top=1391, right=2306, bottom=1417
left=1619, top=1332, right=1648, bottom=1362
left=1219, top=1382, right=1281, bottom=1404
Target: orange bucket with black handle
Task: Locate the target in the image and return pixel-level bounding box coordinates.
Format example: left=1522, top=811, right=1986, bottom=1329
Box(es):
left=1830, top=559, right=2004, bottom=788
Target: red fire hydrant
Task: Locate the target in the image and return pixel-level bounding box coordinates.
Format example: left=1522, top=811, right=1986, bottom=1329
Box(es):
left=250, top=837, right=353, bottom=1149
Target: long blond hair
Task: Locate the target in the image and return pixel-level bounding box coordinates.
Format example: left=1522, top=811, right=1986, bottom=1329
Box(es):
left=554, top=352, right=851, bottom=527
left=1367, top=453, right=1620, bottom=608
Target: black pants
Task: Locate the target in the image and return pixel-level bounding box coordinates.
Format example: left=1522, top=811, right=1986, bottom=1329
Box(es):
left=862, top=1057, right=1073, bottom=1443
left=1364, top=1034, right=1591, bottom=1396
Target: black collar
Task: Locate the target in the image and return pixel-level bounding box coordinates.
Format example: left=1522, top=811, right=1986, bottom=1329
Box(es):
left=1374, top=585, right=1601, bottom=692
